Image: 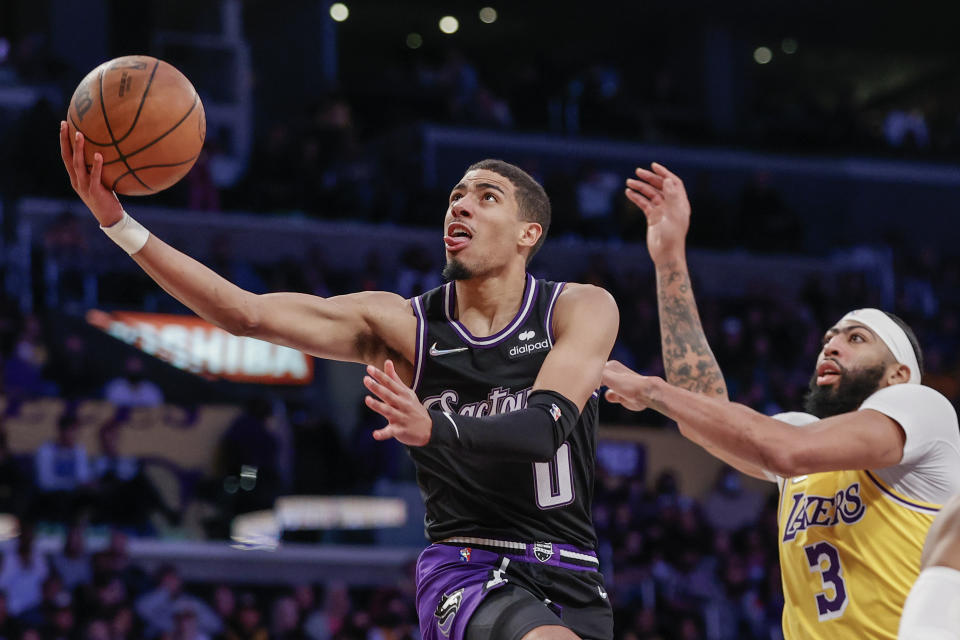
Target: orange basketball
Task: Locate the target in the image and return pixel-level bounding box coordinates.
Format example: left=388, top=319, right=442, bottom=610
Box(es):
left=67, top=55, right=206, bottom=196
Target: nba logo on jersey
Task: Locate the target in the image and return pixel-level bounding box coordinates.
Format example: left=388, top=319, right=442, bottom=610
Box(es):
left=550, top=404, right=562, bottom=422
left=534, top=542, right=554, bottom=562
left=459, top=547, right=471, bottom=562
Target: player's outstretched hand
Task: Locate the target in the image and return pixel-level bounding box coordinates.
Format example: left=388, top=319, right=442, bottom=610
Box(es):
left=625, top=162, right=691, bottom=266
left=59, top=121, right=124, bottom=227
left=364, top=359, right=432, bottom=446
left=601, top=360, right=653, bottom=412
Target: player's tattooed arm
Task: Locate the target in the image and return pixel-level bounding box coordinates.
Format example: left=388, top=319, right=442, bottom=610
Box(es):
left=657, top=263, right=727, bottom=398
left=624, top=162, right=727, bottom=399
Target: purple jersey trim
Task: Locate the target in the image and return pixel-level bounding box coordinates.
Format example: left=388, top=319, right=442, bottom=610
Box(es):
left=443, top=274, right=539, bottom=348
left=412, top=296, right=427, bottom=393
left=545, top=282, right=566, bottom=347
left=864, top=470, right=941, bottom=514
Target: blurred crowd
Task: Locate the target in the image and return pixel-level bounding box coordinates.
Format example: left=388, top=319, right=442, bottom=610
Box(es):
left=4, top=226, right=960, bottom=637
left=0, top=466, right=783, bottom=640
left=0, top=523, right=422, bottom=640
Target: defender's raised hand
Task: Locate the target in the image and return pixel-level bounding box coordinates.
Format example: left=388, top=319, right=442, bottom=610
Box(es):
left=625, top=162, right=691, bottom=266
left=59, top=121, right=124, bottom=227
left=364, top=359, right=432, bottom=446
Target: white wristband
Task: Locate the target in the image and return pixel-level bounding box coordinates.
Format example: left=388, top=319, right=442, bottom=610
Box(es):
left=100, top=210, right=150, bottom=255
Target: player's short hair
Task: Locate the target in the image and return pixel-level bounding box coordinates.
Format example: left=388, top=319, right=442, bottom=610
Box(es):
left=883, top=311, right=924, bottom=378
left=466, top=159, right=551, bottom=262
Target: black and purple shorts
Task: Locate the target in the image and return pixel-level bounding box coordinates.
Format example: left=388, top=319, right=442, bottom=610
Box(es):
left=416, top=537, right=613, bottom=640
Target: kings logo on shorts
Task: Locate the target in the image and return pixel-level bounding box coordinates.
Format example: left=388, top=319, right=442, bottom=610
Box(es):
left=534, top=542, right=554, bottom=562
left=435, top=588, right=464, bottom=637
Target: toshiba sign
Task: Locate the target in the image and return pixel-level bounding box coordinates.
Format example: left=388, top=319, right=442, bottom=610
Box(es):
left=87, top=310, right=313, bottom=385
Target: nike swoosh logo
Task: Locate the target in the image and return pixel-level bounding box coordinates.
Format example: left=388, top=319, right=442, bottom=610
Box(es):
left=429, top=342, right=468, bottom=357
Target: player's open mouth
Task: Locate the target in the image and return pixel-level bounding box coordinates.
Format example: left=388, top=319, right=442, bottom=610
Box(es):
left=815, top=360, right=842, bottom=386
left=444, top=222, right=473, bottom=252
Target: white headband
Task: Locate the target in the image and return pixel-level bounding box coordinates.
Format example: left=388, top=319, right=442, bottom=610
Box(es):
left=840, top=308, right=921, bottom=384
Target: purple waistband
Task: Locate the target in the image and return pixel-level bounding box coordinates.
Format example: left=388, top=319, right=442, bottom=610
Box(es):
left=438, top=537, right=600, bottom=572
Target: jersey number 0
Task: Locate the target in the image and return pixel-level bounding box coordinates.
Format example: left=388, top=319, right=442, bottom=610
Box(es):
left=533, top=443, right=575, bottom=508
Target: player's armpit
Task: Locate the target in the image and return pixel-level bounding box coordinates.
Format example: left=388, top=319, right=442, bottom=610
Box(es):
left=532, top=284, right=619, bottom=410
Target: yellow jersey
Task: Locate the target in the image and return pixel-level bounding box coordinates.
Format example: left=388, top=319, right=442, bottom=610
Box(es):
left=778, top=468, right=939, bottom=639
left=771, top=385, right=960, bottom=639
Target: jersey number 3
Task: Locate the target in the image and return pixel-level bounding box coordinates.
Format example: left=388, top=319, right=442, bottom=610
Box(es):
left=533, top=443, right=574, bottom=509
left=804, top=541, right=849, bottom=622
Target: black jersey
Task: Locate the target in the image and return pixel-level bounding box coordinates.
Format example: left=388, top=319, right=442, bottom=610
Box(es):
left=409, top=274, right=600, bottom=548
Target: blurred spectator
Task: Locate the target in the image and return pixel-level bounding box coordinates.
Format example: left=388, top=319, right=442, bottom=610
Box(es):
left=217, top=397, right=281, bottom=514
left=45, top=595, right=75, bottom=640
left=393, top=246, right=440, bottom=299
left=2, top=315, right=57, bottom=398
left=883, top=108, right=930, bottom=150
left=103, top=357, right=164, bottom=409
left=303, top=583, right=351, bottom=640
left=701, top=467, right=765, bottom=533
left=211, top=585, right=235, bottom=628
left=42, top=211, right=91, bottom=310
left=48, top=331, right=98, bottom=398
left=575, top=164, right=620, bottom=238
left=0, top=591, right=18, bottom=640
left=92, top=417, right=179, bottom=531
left=0, top=428, right=30, bottom=518
left=737, top=172, right=802, bottom=252
left=187, top=149, right=221, bottom=213
left=33, top=412, right=92, bottom=522
left=110, top=605, right=138, bottom=640
left=49, top=523, right=91, bottom=592
left=18, top=574, right=67, bottom=629
left=170, top=606, right=211, bottom=640
left=222, top=593, right=268, bottom=640
left=135, top=565, right=221, bottom=639
left=84, top=618, right=112, bottom=640
left=91, top=530, right=146, bottom=594
left=82, top=572, right=128, bottom=622
left=0, top=524, right=48, bottom=615
left=270, top=595, right=305, bottom=640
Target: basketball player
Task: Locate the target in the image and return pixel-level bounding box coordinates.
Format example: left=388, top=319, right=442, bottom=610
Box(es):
left=601, top=163, right=960, bottom=639
left=898, top=493, right=960, bottom=639
left=60, top=123, right=619, bottom=640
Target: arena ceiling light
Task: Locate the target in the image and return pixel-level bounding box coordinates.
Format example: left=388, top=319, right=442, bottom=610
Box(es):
left=753, top=46, right=773, bottom=65
left=439, top=15, right=459, bottom=34
left=406, top=32, right=423, bottom=49
left=329, top=2, right=349, bottom=22
left=479, top=7, right=498, bottom=24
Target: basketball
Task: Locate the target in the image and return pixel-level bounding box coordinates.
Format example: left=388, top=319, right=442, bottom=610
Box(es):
left=66, top=55, right=206, bottom=196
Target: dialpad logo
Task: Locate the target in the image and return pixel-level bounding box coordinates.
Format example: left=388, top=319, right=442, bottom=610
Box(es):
left=435, top=588, right=464, bottom=637
left=508, top=335, right=549, bottom=359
